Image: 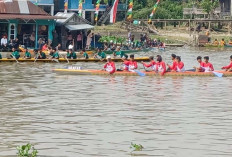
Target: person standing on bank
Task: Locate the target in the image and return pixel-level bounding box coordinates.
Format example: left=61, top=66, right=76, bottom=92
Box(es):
left=77, top=32, right=83, bottom=50
left=86, top=32, right=94, bottom=50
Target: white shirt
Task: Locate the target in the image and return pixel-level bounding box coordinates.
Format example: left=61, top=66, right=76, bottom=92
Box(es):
left=1, top=38, right=7, bottom=45
left=68, top=44, right=73, bottom=50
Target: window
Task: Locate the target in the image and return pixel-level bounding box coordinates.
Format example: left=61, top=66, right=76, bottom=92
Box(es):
left=9, top=24, right=16, bottom=39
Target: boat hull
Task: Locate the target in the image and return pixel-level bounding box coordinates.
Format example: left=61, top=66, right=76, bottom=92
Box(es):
left=53, top=69, right=232, bottom=77
left=0, top=57, right=149, bottom=63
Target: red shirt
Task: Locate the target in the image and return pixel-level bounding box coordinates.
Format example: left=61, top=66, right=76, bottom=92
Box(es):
left=42, top=45, right=48, bottom=51
left=143, top=60, right=156, bottom=68
left=222, top=61, right=232, bottom=69
left=199, top=61, right=205, bottom=72
left=104, top=61, right=116, bottom=74
left=124, top=60, right=138, bottom=71
left=169, top=60, right=177, bottom=70
left=203, top=62, right=214, bottom=71
left=156, top=61, right=166, bottom=75
left=174, top=61, right=184, bottom=72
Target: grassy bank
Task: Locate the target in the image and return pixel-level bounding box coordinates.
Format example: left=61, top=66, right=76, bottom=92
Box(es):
left=94, top=23, right=232, bottom=45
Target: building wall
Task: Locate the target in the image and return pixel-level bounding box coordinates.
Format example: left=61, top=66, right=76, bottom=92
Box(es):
left=58, top=0, right=127, bottom=11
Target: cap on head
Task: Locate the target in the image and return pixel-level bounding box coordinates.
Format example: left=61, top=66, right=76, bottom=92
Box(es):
left=106, top=56, right=111, bottom=59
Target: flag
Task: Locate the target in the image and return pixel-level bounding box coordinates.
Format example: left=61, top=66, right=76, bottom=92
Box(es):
left=79, top=0, right=83, bottom=16
left=110, top=0, right=119, bottom=23
left=127, top=0, right=133, bottom=21
left=148, top=0, right=160, bottom=24
left=95, top=0, right=101, bottom=22
left=64, top=0, right=68, bottom=13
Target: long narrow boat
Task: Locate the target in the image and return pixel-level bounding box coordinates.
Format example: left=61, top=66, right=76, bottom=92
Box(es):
left=53, top=69, right=232, bottom=77
left=0, top=57, right=149, bottom=63
left=104, top=48, right=152, bottom=54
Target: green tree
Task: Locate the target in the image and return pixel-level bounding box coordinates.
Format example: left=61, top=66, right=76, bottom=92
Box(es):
left=200, top=0, right=219, bottom=18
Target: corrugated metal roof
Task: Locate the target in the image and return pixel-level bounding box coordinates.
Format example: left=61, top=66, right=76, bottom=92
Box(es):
left=65, top=24, right=94, bottom=31
left=0, top=0, right=48, bottom=15
left=55, top=12, right=75, bottom=25
left=0, top=14, right=64, bottom=19
left=18, top=1, right=30, bottom=14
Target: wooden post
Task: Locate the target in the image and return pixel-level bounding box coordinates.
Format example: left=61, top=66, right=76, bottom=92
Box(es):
left=178, top=21, right=181, bottom=29
left=193, top=21, right=196, bottom=46
left=189, top=19, right=191, bottom=36
left=208, top=21, right=211, bottom=32
left=228, top=22, right=231, bottom=34
left=165, top=21, right=167, bottom=30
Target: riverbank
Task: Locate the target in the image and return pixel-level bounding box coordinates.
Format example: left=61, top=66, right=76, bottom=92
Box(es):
left=94, top=22, right=232, bottom=46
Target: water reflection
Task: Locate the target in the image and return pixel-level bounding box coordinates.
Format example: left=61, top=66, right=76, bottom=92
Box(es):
left=0, top=48, right=232, bottom=157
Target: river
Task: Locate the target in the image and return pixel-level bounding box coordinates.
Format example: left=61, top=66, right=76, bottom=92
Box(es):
left=0, top=47, right=232, bottom=157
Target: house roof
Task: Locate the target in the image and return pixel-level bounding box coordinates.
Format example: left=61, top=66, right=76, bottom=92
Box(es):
left=55, top=12, right=92, bottom=25
left=0, top=0, right=47, bottom=15
left=0, top=0, right=64, bottom=20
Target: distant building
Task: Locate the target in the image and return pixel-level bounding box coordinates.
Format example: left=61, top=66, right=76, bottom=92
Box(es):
left=0, top=0, right=62, bottom=48
left=55, top=0, right=127, bottom=24
left=30, top=0, right=55, bottom=15
left=183, top=0, right=232, bottom=19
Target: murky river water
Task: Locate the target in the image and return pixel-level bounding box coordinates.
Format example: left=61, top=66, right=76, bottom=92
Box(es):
left=0, top=47, right=232, bottom=157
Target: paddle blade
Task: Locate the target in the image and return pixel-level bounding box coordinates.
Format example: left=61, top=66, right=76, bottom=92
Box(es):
left=213, top=71, right=223, bottom=77
left=134, top=70, right=146, bottom=76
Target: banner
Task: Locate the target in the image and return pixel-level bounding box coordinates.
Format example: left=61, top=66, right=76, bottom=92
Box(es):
left=95, top=0, right=101, bottom=22
left=110, top=0, right=119, bottom=23
left=127, top=0, right=133, bottom=21
left=148, top=0, right=160, bottom=24
left=64, top=0, right=68, bottom=13
left=78, top=0, right=83, bottom=16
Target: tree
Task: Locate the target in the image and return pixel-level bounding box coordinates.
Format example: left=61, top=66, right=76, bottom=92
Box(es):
left=200, top=0, right=219, bottom=18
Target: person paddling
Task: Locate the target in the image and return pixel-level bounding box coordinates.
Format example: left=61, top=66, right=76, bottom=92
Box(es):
left=193, top=56, right=205, bottom=72
left=103, top=56, right=116, bottom=74
left=113, top=47, right=126, bottom=58
left=174, top=56, right=185, bottom=72
left=156, top=55, right=166, bottom=75
left=10, top=48, right=20, bottom=59
left=67, top=49, right=77, bottom=59
left=123, top=54, right=138, bottom=71
left=95, top=48, right=106, bottom=60
left=23, top=48, right=31, bottom=59
left=167, top=54, right=177, bottom=72
left=141, top=56, right=156, bottom=71
left=35, top=49, right=46, bottom=59
left=51, top=48, right=59, bottom=59
left=221, top=55, right=232, bottom=72
left=203, top=56, right=214, bottom=72
left=81, top=49, right=89, bottom=59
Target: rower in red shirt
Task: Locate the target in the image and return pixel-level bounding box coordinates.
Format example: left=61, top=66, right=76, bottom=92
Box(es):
left=141, top=56, right=156, bottom=71
left=123, top=54, right=138, bottom=71
left=203, top=56, right=214, bottom=72
left=167, top=54, right=177, bottom=72
left=193, top=56, right=205, bottom=72
left=156, top=55, right=166, bottom=75
left=222, top=55, right=232, bottom=72
left=104, top=56, right=116, bottom=74
left=174, top=56, right=185, bottom=72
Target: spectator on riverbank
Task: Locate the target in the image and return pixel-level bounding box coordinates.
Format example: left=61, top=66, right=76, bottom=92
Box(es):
left=30, top=32, right=35, bottom=47
left=1, top=36, right=8, bottom=50
left=77, top=32, right=83, bottom=50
